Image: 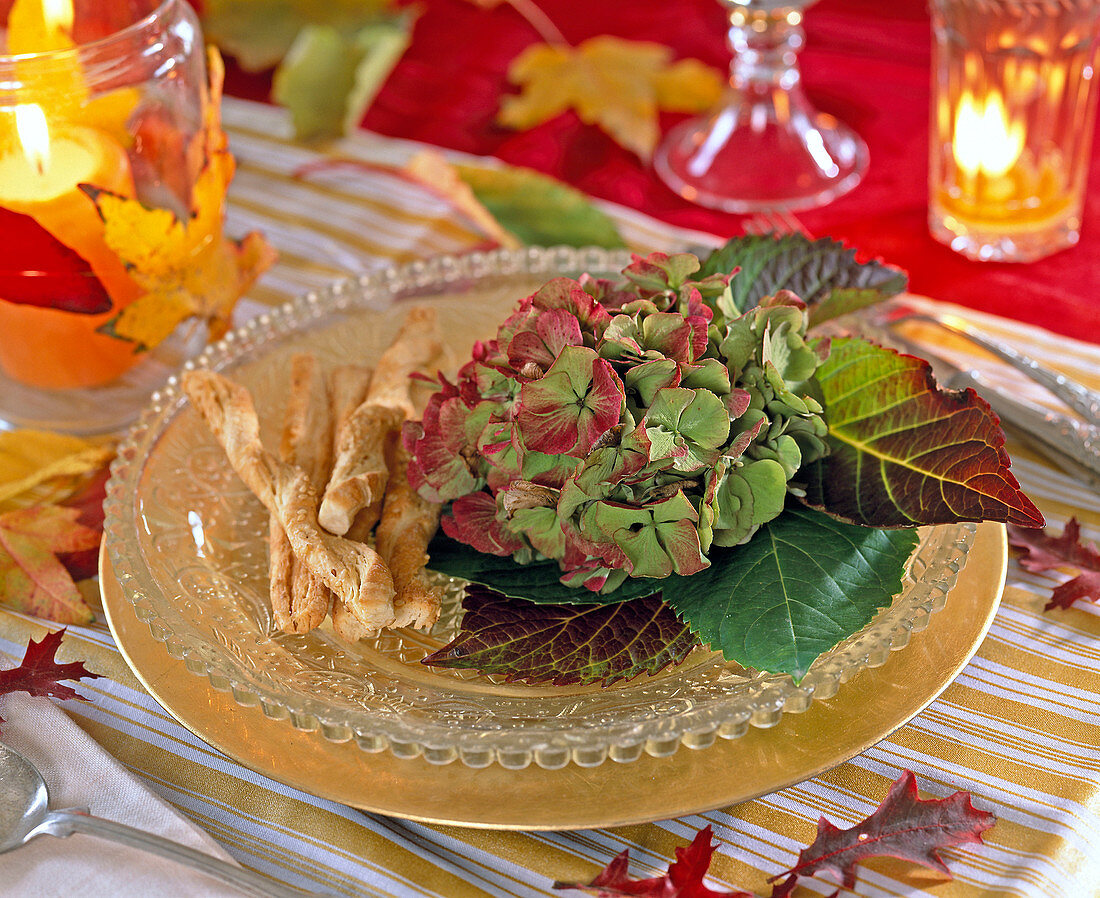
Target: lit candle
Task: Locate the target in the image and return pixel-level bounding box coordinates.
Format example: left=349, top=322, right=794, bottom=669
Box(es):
left=0, top=105, right=142, bottom=389
left=952, top=89, right=1025, bottom=205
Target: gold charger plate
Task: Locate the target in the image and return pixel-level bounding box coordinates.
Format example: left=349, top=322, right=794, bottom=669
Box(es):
left=100, top=521, right=1006, bottom=831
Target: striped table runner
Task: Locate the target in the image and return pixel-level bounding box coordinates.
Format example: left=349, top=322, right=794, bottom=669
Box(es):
left=1, top=98, right=1098, bottom=897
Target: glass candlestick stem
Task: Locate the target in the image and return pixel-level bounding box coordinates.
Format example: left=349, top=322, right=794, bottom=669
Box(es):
left=654, top=0, right=867, bottom=213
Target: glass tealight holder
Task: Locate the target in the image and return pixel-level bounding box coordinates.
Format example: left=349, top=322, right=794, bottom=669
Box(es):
left=928, top=0, right=1100, bottom=262
left=0, top=0, right=211, bottom=433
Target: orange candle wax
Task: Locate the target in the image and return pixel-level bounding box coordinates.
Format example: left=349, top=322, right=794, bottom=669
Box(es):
left=0, top=109, right=142, bottom=389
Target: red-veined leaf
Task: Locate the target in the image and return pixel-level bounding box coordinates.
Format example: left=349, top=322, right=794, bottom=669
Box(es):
left=423, top=587, right=697, bottom=686
left=804, top=337, right=1043, bottom=528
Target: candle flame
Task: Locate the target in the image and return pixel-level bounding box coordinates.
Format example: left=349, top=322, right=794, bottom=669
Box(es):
left=953, top=90, right=1025, bottom=178
left=14, top=104, right=52, bottom=175
left=43, top=0, right=75, bottom=35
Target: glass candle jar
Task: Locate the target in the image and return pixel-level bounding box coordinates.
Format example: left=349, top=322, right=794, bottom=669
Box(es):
left=0, top=0, right=212, bottom=432
left=928, top=0, right=1100, bottom=262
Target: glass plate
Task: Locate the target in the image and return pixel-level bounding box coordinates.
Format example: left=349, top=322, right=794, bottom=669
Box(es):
left=103, top=246, right=975, bottom=770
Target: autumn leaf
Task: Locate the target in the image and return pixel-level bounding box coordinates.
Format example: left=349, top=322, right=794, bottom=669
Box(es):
left=272, top=16, right=413, bottom=140
left=455, top=162, right=627, bottom=249
left=423, top=587, right=697, bottom=685
left=405, top=152, right=522, bottom=249
left=0, top=628, right=101, bottom=734
left=0, top=429, right=113, bottom=511
left=0, top=505, right=101, bottom=624
left=768, top=770, right=996, bottom=895
left=554, top=773, right=994, bottom=898
left=698, top=233, right=907, bottom=327
left=554, top=826, right=751, bottom=897
left=200, top=0, right=398, bottom=71
left=499, top=36, right=723, bottom=159
left=1008, top=518, right=1100, bottom=611
left=804, top=337, right=1044, bottom=528
left=85, top=51, right=276, bottom=349
left=0, top=207, right=112, bottom=314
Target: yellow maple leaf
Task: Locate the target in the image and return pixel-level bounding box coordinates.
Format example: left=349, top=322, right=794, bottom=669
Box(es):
left=87, top=49, right=276, bottom=350
left=498, top=36, right=723, bottom=160
left=0, top=431, right=113, bottom=511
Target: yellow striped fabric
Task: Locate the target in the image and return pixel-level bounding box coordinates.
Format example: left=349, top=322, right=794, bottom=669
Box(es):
left=1, top=98, right=1098, bottom=897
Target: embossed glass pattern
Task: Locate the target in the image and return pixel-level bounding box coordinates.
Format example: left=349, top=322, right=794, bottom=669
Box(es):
left=103, top=247, right=975, bottom=770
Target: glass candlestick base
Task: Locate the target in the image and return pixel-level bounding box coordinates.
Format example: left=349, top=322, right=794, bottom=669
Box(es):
left=654, top=0, right=868, bottom=213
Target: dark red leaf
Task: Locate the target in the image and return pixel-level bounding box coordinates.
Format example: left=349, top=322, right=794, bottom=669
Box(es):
left=0, top=207, right=112, bottom=314
left=553, top=826, right=752, bottom=898
left=768, top=770, right=995, bottom=894
left=423, top=587, right=697, bottom=686
left=57, top=463, right=111, bottom=582
left=0, top=628, right=101, bottom=734
left=1008, top=518, right=1100, bottom=611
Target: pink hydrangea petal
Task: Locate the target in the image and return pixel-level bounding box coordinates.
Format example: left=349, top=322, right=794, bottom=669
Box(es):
left=441, top=492, right=525, bottom=556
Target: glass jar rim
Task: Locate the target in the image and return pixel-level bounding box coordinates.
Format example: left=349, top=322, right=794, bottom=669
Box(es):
left=0, top=0, right=183, bottom=65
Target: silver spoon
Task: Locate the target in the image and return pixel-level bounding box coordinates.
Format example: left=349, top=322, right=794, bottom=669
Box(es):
left=0, top=742, right=316, bottom=898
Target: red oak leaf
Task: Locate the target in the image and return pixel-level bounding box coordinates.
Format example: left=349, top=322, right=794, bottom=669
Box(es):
left=0, top=206, right=112, bottom=314
left=0, top=628, right=101, bottom=734
left=768, top=770, right=996, bottom=895
left=553, top=826, right=751, bottom=897
left=1007, top=517, right=1100, bottom=611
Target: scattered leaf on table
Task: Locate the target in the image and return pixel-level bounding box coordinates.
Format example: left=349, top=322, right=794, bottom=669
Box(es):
left=499, top=36, right=723, bottom=160
left=199, top=0, right=398, bottom=71
left=804, top=336, right=1044, bottom=529
left=0, top=208, right=112, bottom=314
left=0, top=628, right=101, bottom=734
left=424, top=587, right=697, bottom=685
left=57, top=464, right=112, bottom=583
left=405, top=152, right=521, bottom=249
left=455, top=162, right=627, bottom=248
left=698, top=233, right=907, bottom=326
left=272, top=17, right=413, bottom=140
left=0, top=430, right=113, bottom=510
left=0, top=506, right=100, bottom=624
left=1008, top=517, right=1100, bottom=611
left=769, top=770, right=996, bottom=895
left=554, top=825, right=752, bottom=897
left=665, top=503, right=917, bottom=681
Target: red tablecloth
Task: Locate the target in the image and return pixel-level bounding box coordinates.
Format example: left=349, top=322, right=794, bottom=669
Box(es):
left=223, top=0, right=1099, bottom=342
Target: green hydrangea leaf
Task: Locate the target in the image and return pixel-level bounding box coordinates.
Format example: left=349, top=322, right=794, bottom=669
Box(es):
left=699, top=234, right=907, bottom=323
left=666, top=504, right=919, bottom=681
left=423, top=588, right=697, bottom=685
left=455, top=164, right=626, bottom=249
left=805, top=336, right=1045, bottom=528
left=427, top=533, right=662, bottom=605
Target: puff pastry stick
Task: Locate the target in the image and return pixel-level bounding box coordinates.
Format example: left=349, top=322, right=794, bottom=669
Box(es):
left=325, top=363, right=377, bottom=641
left=182, top=370, right=396, bottom=632
left=269, top=354, right=334, bottom=633
left=319, top=307, right=443, bottom=536
left=375, top=442, right=444, bottom=631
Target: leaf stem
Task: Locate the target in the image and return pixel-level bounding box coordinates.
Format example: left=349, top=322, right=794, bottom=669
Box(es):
left=505, top=0, right=570, bottom=47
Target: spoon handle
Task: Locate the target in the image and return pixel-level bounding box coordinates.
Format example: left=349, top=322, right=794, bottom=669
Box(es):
left=38, top=809, right=317, bottom=898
